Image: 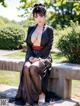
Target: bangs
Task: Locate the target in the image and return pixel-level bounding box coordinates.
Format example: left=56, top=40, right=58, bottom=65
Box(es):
left=33, top=11, right=45, bottom=17
left=32, top=6, right=46, bottom=17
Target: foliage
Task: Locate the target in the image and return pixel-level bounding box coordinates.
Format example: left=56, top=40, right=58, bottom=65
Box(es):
left=19, top=0, right=80, bottom=28
left=49, top=0, right=80, bottom=28
left=0, top=0, right=6, bottom=7
left=0, top=18, right=5, bottom=27
left=57, top=21, right=80, bottom=64
left=0, top=24, right=25, bottom=50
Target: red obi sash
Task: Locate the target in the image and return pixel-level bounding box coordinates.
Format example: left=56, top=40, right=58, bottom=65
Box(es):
left=32, top=45, right=44, bottom=50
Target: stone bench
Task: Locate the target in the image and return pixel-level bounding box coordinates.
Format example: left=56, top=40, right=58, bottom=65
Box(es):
left=0, top=58, right=80, bottom=100
left=48, top=63, right=80, bottom=99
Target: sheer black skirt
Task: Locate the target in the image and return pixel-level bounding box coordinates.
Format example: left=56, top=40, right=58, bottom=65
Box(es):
left=15, top=50, right=52, bottom=105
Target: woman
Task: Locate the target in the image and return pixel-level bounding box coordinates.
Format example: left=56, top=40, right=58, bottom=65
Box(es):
left=15, top=3, right=54, bottom=105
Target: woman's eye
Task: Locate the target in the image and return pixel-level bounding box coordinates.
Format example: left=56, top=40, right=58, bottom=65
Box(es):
left=34, top=14, right=44, bottom=18
left=40, top=14, right=44, bottom=17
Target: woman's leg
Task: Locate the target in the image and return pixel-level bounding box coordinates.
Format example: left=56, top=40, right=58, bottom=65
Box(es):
left=15, top=62, right=31, bottom=100
left=16, top=59, right=49, bottom=105
left=29, top=60, right=47, bottom=103
left=29, top=65, right=42, bottom=94
left=23, top=61, right=37, bottom=104
left=23, top=61, right=41, bottom=105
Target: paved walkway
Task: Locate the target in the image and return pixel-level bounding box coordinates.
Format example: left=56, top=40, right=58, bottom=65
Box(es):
left=0, top=50, right=21, bottom=56
left=0, top=84, right=79, bottom=106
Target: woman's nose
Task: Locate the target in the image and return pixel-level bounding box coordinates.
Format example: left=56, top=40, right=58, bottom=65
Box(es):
left=37, top=15, right=42, bottom=19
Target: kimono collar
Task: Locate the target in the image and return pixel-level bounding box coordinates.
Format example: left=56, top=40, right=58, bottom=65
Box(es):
left=35, top=23, right=47, bottom=31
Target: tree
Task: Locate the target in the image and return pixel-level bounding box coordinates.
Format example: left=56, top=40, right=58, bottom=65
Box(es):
left=0, top=0, right=6, bottom=7
left=19, top=0, right=80, bottom=28
left=48, top=0, right=80, bottom=28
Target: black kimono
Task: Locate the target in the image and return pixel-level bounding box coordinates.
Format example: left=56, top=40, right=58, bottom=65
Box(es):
left=15, top=23, right=54, bottom=105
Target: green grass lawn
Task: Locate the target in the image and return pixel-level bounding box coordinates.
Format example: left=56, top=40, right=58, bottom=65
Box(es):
left=0, top=70, right=20, bottom=87
left=0, top=50, right=80, bottom=100
left=72, top=80, right=80, bottom=99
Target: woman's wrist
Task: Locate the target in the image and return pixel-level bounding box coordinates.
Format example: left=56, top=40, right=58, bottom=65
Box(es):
left=28, top=59, right=32, bottom=63
left=29, top=56, right=34, bottom=61
left=29, top=56, right=34, bottom=63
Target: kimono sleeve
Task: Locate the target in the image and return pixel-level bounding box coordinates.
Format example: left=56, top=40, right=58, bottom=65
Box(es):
left=24, top=26, right=34, bottom=62
left=41, top=27, right=54, bottom=58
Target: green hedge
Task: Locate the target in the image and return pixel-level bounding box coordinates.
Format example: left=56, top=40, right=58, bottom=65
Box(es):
left=57, top=22, right=80, bottom=64
left=0, top=25, right=25, bottom=50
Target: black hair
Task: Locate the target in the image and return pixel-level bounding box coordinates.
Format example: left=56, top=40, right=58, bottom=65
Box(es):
left=32, top=3, right=46, bottom=17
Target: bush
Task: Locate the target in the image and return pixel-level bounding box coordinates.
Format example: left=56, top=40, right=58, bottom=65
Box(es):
left=0, top=18, right=5, bottom=27
left=0, top=24, right=25, bottom=50
left=57, top=21, right=80, bottom=64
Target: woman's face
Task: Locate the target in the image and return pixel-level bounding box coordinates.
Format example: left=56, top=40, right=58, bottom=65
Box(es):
left=33, top=13, right=46, bottom=26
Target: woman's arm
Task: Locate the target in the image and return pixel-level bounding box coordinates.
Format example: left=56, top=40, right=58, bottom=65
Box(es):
left=40, top=27, right=54, bottom=58
left=24, top=26, right=34, bottom=62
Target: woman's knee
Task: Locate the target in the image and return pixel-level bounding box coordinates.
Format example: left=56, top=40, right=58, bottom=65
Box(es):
left=23, top=65, right=29, bottom=74
left=29, top=65, right=39, bottom=76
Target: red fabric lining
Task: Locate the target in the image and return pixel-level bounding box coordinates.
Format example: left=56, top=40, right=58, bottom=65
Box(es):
left=32, top=45, right=44, bottom=50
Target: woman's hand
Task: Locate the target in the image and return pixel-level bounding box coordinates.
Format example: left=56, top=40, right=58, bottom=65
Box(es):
left=31, top=58, right=40, bottom=63
left=29, top=57, right=40, bottom=63
left=29, top=57, right=48, bottom=63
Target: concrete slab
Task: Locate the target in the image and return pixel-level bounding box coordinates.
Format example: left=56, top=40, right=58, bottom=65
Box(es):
left=0, top=84, right=79, bottom=106
left=0, top=84, right=17, bottom=98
